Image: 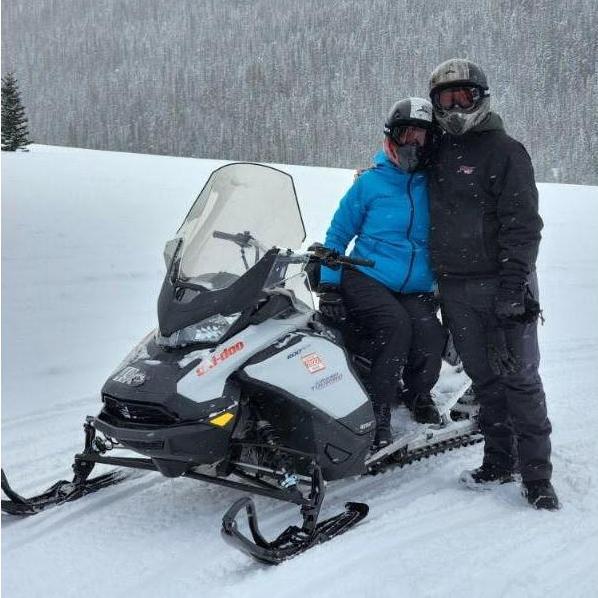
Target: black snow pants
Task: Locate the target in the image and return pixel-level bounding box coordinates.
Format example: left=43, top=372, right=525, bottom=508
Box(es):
left=341, top=268, right=445, bottom=408
left=439, top=273, right=552, bottom=482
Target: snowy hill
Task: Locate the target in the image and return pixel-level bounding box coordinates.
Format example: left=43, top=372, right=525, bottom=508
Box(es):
left=2, top=146, right=598, bottom=598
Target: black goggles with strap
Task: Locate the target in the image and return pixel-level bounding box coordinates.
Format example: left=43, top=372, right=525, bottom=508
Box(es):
left=431, top=85, right=488, bottom=111
left=385, top=124, right=433, bottom=148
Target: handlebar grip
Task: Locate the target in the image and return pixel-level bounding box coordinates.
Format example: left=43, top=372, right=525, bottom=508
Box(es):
left=341, top=256, right=375, bottom=268
left=213, top=230, right=236, bottom=241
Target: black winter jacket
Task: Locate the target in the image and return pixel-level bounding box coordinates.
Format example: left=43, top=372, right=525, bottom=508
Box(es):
left=428, top=113, right=542, bottom=291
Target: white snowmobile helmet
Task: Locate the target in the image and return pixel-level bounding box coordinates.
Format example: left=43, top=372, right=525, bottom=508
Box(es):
left=383, top=97, right=436, bottom=172
left=429, top=58, right=490, bottom=136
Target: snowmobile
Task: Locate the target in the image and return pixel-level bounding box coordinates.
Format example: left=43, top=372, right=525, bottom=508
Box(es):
left=1, top=162, right=481, bottom=564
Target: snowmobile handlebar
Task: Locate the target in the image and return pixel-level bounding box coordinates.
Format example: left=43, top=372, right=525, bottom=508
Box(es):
left=339, top=254, right=375, bottom=268
left=306, top=243, right=375, bottom=269
left=213, top=230, right=264, bottom=250
left=212, top=234, right=375, bottom=269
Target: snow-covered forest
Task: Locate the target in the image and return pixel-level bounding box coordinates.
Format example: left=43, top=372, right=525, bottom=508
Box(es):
left=2, top=0, right=597, bottom=184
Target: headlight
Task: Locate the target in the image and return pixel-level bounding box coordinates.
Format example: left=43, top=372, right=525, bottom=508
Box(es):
left=156, top=313, right=241, bottom=348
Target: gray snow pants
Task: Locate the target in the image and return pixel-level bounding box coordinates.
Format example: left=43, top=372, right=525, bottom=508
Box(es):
left=439, top=273, right=553, bottom=482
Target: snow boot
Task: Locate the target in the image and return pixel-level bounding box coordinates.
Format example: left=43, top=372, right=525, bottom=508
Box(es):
left=373, top=403, right=392, bottom=448
left=522, top=479, right=560, bottom=511
left=460, top=462, right=515, bottom=490
left=403, top=391, right=442, bottom=424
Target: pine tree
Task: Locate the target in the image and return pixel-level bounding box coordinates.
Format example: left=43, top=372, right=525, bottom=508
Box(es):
left=1, top=72, right=31, bottom=151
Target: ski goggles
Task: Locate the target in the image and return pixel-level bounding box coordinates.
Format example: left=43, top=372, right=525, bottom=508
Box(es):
left=431, top=85, right=487, bottom=111
left=388, top=125, right=431, bottom=147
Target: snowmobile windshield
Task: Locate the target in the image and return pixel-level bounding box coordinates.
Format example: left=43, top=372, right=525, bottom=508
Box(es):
left=173, top=163, right=306, bottom=291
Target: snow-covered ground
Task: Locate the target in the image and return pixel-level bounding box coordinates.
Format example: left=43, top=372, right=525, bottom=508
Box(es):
left=2, top=146, right=598, bottom=598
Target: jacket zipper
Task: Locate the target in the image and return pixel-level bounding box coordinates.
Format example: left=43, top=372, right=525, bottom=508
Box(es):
left=399, top=173, right=416, bottom=293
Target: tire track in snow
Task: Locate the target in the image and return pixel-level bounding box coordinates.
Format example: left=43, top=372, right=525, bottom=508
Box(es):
left=2, top=394, right=98, bottom=428
left=2, top=471, right=159, bottom=550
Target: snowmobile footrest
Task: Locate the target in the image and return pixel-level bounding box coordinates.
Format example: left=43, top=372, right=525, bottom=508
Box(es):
left=221, top=496, right=369, bottom=564
left=1, top=468, right=129, bottom=516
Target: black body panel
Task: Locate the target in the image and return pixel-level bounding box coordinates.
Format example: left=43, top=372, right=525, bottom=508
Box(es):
left=236, top=372, right=371, bottom=481
left=98, top=336, right=241, bottom=469
left=93, top=416, right=232, bottom=471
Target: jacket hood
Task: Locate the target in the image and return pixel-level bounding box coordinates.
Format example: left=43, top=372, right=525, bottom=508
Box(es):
left=374, top=149, right=393, bottom=167
left=470, top=112, right=505, bottom=134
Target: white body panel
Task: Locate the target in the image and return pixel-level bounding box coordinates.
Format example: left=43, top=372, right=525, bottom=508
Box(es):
left=243, top=334, right=370, bottom=420
left=176, top=312, right=311, bottom=403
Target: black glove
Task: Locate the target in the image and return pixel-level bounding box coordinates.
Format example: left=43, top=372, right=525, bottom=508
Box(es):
left=495, top=286, right=525, bottom=320
left=317, top=284, right=346, bottom=323
left=487, top=324, right=519, bottom=376
left=496, top=284, right=543, bottom=324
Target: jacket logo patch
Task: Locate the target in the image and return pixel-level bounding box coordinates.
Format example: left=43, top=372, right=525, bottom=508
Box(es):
left=302, top=352, right=326, bottom=374
left=457, top=165, right=476, bottom=175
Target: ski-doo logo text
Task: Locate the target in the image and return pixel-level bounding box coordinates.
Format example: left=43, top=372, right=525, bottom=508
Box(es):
left=196, top=341, right=245, bottom=376
left=112, top=366, right=146, bottom=386
left=302, top=352, right=326, bottom=373
left=311, top=372, right=342, bottom=391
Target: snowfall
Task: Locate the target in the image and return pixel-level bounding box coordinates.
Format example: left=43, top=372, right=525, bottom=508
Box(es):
left=2, top=146, right=597, bottom=598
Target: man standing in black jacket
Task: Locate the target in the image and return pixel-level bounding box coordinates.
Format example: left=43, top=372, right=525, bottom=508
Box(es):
left=427, top=58, right=559, bottom=510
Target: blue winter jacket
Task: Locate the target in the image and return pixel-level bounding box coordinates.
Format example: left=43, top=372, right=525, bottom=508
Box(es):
left=320, top=151, right=436, bottom=293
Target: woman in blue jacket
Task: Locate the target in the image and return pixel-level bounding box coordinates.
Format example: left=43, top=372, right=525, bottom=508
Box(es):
left=318, top=97, right=445, bottom=448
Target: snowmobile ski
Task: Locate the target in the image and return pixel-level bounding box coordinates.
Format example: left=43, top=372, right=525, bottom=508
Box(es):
left=222, top=497, right=368, bottom=564
left=221, top=465, right=368, bottom=564
left=1, top=468, right=130, bottom=516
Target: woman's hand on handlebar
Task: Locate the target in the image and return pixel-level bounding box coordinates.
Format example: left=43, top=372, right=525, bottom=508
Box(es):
left=307, top=243, right=375, bottom=269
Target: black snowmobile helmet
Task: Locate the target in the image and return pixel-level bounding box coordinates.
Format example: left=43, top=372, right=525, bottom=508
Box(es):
left=383, top=97, right=436, bottom=172
left=429, top=58, right=490, bottom=136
